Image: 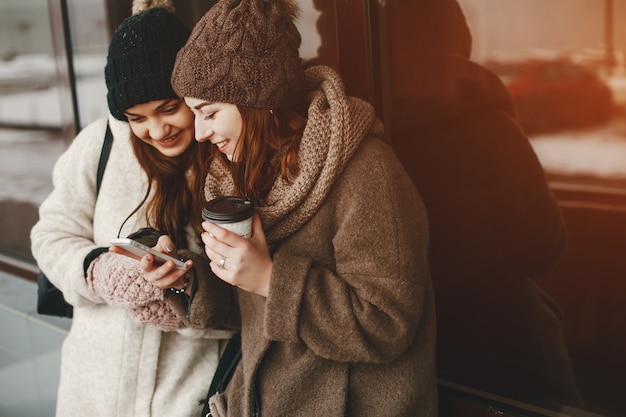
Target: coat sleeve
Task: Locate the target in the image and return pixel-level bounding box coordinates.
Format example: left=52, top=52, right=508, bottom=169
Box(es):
left=30, top=118, right=110, bottom=308
left=169, top=249, right=241, bottom=331
left=264, top=139, right=433, bottom=363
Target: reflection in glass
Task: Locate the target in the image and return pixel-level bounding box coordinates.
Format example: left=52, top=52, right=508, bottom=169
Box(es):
left=378, top=1, right=626, bottom=416
left=459, top=0, right=626, bottom=189
left=384, top=0, right=581, bottom=410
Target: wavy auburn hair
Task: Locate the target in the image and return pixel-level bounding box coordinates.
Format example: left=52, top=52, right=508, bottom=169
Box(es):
left=210, top=103, right=308, bottom=206
left=128, top=135, right=211, bottom=249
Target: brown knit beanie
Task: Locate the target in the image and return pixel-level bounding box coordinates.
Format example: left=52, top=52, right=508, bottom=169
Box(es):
left=171, top=0, right=306, bottom=109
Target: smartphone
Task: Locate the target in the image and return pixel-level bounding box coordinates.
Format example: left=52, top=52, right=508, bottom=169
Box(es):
left=110, top=238, right=188, bottom=270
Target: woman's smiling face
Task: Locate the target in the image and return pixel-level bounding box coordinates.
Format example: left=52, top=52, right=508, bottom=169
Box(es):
left=124, top=98, right=195, bottom=157
left=184, top=97, right=243, bottom=162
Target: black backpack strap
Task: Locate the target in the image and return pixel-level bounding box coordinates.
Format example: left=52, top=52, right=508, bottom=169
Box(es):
left=37, top=121, right=113, bottom=319
left=201, top=333, right=242, bottom=416
left=96, top=121, right=113, bottom=196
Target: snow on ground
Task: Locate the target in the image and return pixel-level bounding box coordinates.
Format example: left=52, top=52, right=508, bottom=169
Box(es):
left=530, top=118, right=626, bottom=179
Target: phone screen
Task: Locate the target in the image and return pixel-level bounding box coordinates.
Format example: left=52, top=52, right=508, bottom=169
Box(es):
left=110, top=238, right=188, bottom=270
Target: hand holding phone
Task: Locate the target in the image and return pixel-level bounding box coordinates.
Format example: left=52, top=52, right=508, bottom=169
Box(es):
left=110, top=238, right=188, bottom=270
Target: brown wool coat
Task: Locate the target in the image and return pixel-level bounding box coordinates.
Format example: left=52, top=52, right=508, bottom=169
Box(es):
left=183, top=66, right=437, bottom=416
left=241, top=139, right=435, bottom=417
left=188, top=139, right=437, bottom=416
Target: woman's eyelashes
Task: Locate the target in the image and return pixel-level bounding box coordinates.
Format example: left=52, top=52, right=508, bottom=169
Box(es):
left=128, top=115, right=145, bottom=123
left=162, top=104, right=178, bottom=114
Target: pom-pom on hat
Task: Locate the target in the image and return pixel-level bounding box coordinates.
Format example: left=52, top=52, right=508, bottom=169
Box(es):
left=105, top=0, right=191, bottom=120
left=171, top=0, right=306, bottom=109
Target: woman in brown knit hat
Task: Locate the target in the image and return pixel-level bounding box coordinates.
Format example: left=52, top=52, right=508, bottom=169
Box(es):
left=142, top=0, right=436, bottom=415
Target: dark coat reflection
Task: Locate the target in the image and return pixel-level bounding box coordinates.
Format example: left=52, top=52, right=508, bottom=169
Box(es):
left=387, top=0, right=581, bottom=409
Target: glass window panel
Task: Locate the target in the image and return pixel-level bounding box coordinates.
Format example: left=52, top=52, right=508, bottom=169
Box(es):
left=66, top=0, right=109, bottom=128
left=458, top=0, right=626, bottom=191
left=0, top=0, right=69, bottom=264
left=375, top=1, right=626, bottom=416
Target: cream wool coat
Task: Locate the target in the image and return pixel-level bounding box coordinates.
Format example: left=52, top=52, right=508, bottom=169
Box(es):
left=31, top=116, right=231, bottom=417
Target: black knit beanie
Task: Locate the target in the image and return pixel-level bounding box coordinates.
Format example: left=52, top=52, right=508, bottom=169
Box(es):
left=172, top=0, right=306, bottom=109
left=105, top=5, right=191, bottom=120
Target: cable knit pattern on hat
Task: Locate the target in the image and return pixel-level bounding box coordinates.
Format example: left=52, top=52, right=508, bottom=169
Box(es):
left=172, top=0, right=306, bottom=108
left=204, top=66, right=384, bottom=243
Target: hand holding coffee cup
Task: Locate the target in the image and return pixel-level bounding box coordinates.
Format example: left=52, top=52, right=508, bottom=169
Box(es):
left=202, top=197, right=272, bottom=297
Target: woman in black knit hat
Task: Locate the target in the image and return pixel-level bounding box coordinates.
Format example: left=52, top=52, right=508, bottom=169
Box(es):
left=31, top=1, right=235, bottom=415
left=142, top=0, right=437, bottom=415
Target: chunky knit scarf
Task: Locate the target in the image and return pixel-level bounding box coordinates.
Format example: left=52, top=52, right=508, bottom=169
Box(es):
left=204, top=65, right=384, bottom=243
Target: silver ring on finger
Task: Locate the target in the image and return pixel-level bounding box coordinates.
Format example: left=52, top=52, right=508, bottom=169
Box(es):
left=218, top=257, right=226, bottom=269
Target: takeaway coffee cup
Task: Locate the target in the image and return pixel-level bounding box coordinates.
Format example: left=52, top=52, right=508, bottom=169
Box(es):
left=202, top=196, right=254, bottom=239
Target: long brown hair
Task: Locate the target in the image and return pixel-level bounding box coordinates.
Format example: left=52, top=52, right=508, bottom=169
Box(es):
left=129, top=135, right=211, bottom=249
left=209, top=103, right=308, bottom=206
